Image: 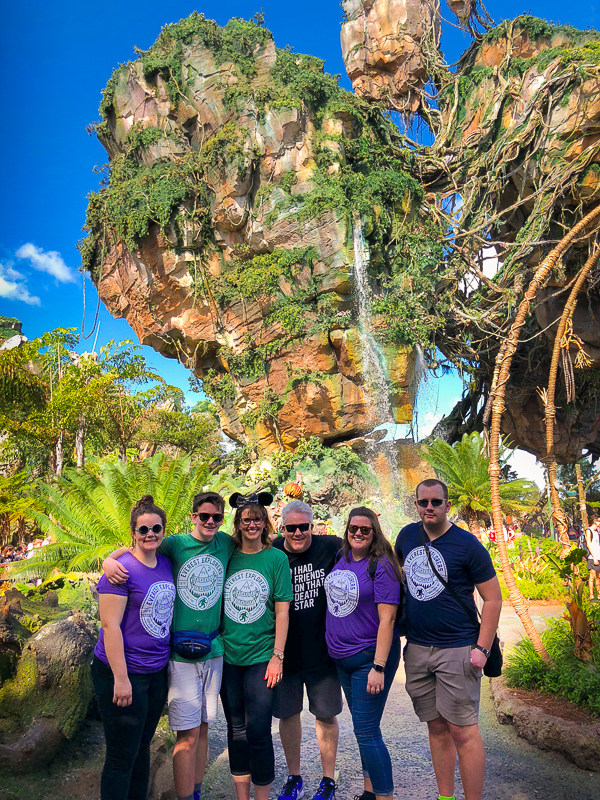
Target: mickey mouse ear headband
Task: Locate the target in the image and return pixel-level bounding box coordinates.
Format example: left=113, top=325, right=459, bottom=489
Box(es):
left=229, top=491, right=274, bottom=509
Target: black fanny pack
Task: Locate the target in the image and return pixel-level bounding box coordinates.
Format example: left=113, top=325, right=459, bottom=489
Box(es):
left=171, top=629, right=220, bottom=661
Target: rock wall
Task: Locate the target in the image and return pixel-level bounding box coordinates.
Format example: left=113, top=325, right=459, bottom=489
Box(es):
left=85, top=15, right=425, bottom=454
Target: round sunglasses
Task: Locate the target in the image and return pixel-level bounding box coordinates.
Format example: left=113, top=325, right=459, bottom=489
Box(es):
left=136, top=523, right=164, bottom=536
left=416, top=498, right=445, bottom=508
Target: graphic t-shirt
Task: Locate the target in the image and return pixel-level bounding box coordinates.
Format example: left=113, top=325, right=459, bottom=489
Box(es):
left=221, top=547, right=293, bottom=666
left=159, top=530, right=236, bottom=662
left=395, top=522, right=496, bottom=648
left=273, top=535, right=343, bottom=672
left=324, top=554, right=401, bottom=659
left=94, top=551, right=175, bottom=674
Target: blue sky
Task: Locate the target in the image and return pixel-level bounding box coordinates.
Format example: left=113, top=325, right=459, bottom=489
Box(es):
left=1, top=1, right=597, bottom=480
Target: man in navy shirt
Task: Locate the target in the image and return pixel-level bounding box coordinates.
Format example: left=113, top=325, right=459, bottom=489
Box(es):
left=395, top=479, right=502, bottom=800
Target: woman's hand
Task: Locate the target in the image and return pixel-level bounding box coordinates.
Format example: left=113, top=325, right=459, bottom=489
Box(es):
left=264, top=656, right=283, bottom=689
left=113, top=676, right=132, bottom=706
left=104, top=557, right=129, bottom=586
left=367, top=668, right=385, bottom=695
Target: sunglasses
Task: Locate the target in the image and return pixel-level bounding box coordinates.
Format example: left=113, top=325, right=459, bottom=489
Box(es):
left=285, top=523, right=311, bottom=533
left=136, top=524, right=164, bottom=536
left=194, top=513, right=224, bottom=524
left=348, top=525, right=372, bottom=535
left=416, top=499, right=445, bottom=508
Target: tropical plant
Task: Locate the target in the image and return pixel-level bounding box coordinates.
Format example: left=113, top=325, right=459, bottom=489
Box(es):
left=0, top=471, right=38, bottom=547
left=422, top=432, right=539, bottom=541
left=6, top=453, right=211, bottom=579
left=546, top=547, right=595, bottom=661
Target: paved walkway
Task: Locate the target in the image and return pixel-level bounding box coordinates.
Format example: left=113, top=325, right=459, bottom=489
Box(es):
left=203, top=605, right=600, bottom=800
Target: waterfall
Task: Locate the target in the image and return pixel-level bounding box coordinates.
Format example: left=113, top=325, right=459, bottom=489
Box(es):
left=352, top=218, right=401, bottom=495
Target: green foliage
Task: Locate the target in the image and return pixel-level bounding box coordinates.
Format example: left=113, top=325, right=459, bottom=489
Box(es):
left=215, top=248, right=314, bottom=306
left=140, top=407, right=220, bottom=459
left=271, top=436, right=371, bottom=486
left=504, top=617, right=600, bottom=715
left=81, top=150, right=212, bottom=276
left=6, top=454, right=210, bottom=579
left=201, top=370, right=236, bottom=405
left=125, top=122, right=165, bottom=151
left=239, top=388, right=284, bottom=429
left=423, top=432, right=539, bottom=528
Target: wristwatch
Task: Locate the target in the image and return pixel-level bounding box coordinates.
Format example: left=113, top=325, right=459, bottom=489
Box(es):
left=473, top=644, right=491, bottom=658
left=273, top=651, right=285, bottom=661
left=372, top=664, right=385, bottom=673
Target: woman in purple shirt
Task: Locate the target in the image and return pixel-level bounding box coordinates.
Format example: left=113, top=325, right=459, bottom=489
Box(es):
left=324, top=507, right=401, bottom=800
left=92, top=495, right=175, bottom=800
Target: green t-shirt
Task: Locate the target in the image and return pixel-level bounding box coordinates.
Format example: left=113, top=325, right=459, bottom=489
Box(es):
left=159, top=530, right=236, bottom=662
left=221, top=547, right=293, bottom=666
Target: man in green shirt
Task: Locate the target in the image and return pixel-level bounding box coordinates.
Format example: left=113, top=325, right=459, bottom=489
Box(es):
left=104, top=491, right=234, bottom=800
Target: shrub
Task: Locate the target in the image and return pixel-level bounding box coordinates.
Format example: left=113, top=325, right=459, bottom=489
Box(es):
left=504, top=617, right=600, bottom=715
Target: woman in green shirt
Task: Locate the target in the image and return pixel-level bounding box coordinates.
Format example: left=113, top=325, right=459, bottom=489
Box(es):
left=221, top=493, right=293, bottom=800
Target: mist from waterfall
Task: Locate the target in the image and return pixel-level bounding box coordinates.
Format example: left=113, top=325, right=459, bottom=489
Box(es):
left=352, top=218, right=402, bottom=494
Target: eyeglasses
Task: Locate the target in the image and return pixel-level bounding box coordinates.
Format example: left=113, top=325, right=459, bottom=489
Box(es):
left=416, top=499, right=445, bottom=508
left=285, top=523, right=311, bottom=533
left=348, top=525, right=372, bottom=535
left=136, top=524, right=164, bottom=536
left=241, top=518, right=262, bottom=527
left=194, top=513, right=224, bottom=524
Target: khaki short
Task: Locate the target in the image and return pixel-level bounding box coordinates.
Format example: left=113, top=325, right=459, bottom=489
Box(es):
left=404, top=643, right=482, bottom=727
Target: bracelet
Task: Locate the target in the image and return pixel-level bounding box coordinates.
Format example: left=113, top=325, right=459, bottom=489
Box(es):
left=272, top=651, right=284, bottom=661
left=373, top=658, right=386, bottom=667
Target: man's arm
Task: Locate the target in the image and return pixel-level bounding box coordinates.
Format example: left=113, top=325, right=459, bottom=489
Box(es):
left=103, top=547, right=131, bottom=585
left=472, top=575, right=502, bottom=668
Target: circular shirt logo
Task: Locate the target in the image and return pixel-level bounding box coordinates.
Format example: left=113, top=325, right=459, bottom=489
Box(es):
left=140, top=581, right=176, bottom=639
left=224, top=569, right=269, bottom=624
left=178, top=554, right=224, bottom=611
left=324, top=570, right=359, bottom=618
left=404, top=546, right=448, bottom=602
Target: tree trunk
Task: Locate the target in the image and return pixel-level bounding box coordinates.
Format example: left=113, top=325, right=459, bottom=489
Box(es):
left=75, top=414, right=86, bottom=469
left=576, top=462, right=589, bottom=531
left=543, top=247, right=599, bottom=557
left=466, top=512, right=483, bottom=541
left=54, top=432, right=64, bottom=477
left=119, top=442, right=127, bottom=464
left=487, top=203, right=600, bottom=661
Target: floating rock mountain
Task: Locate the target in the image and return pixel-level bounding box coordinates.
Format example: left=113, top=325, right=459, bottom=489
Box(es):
left=83, top=15, right=433, bottom=453
left=84, top=11, right=600, bottom=462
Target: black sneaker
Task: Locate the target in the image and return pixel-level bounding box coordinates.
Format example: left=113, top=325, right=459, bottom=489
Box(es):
left=278, top=775, right=304, bottom=800
left=311, top=780, right=337, bottom=800
left=353, top=792, right=375, bottom=800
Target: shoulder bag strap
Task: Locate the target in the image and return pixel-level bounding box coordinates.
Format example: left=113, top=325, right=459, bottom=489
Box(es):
left=418, top=523, right=480, bottom=626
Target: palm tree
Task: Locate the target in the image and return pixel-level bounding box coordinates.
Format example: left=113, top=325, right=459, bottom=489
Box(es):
left=422, top=432, right=538, bottom=541
left=6, top=453, right=212, bottom=580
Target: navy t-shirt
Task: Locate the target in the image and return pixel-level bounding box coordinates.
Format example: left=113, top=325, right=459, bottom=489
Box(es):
left=395, top=522, right=496, bottom=648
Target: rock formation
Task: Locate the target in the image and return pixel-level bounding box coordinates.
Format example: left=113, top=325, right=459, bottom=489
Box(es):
left=84, top=14, right=429, bottom=454
left=0, top=587, right=96, bottom=769
left=83, top=11, right=600, bottom=465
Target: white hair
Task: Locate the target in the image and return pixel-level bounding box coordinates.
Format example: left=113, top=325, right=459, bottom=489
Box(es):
left=281, top=500, right=313, bottom=524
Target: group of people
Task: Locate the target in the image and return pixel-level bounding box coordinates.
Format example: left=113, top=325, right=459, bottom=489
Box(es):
left=93, top=479, right=502, bottom=800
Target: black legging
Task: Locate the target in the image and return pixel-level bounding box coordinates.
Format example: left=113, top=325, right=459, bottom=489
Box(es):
left=91, top=656, right=168, bottom=800
left=220, top=661, right=275, bottom=786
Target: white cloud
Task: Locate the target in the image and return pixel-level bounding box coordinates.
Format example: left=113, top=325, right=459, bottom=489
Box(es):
left=0, top=260, right=41, bottom=306
left=507, top=449, right=546, bottom=488
left=16, top=243, right=76, bottom=284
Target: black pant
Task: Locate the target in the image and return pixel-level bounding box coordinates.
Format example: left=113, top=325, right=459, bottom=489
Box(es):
left=91, top=656, right=168, bottom=800
left=220, top=661, right=275, bottom=786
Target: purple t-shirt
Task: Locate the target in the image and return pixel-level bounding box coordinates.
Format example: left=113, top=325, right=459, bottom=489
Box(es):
left=94, top=551, right=175, bottom=674
left=324, top=554, right=401, bottom=659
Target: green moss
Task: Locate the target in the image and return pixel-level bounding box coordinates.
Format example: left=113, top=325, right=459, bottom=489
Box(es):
left=125, top=122, right=165, bottom=151
left=239, top=388, right=284, bottom=429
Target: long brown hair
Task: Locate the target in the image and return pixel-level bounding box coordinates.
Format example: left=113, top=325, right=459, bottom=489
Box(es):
left=232, top=503, right=273, bottom=549
left=342, top=506, right=402, bottom=581
left=130, top=495, right=167, bottom=545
